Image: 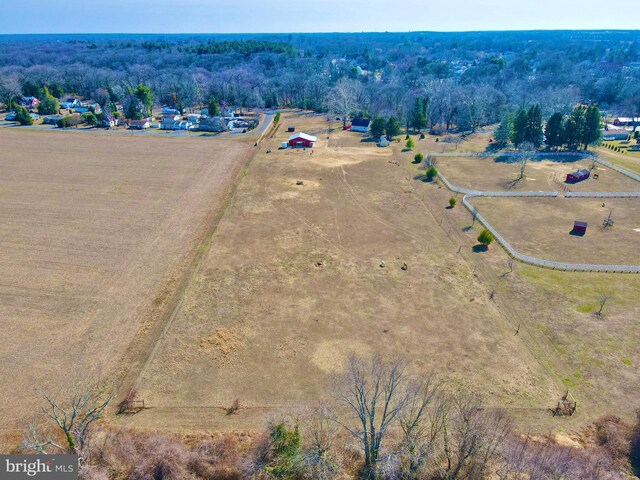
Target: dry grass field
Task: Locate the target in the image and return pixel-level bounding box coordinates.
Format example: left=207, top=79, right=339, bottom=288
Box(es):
left=0, top=129, right=251, bottom=436
left=471, top=197, right=640, bottom=264
left=119, top=114, right=640, bottom=437
left=434, top=154, right=639, bottom=193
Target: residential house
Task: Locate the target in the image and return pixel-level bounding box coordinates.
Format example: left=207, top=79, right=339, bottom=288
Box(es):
left=350, top=118, right=371, bottom=133
left=61, top=98, right=81, bottom=109
left=129, top=118, right=151, bottom=130
left=20, top=97, right=39, bottom=109
left=162, top=106, right=180, bottom=115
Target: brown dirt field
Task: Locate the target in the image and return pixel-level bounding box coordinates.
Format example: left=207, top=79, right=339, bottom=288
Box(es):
left=122, top=115, right=570, bottom=433
left=471, top=197, right=640, bottom=265
left=0, top=129, right=251, bottom=433
left=435, top=154, right=639, bottom=193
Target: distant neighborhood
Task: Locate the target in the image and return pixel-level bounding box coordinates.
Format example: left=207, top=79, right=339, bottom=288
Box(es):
left=1, top=90, right=258, bottom=134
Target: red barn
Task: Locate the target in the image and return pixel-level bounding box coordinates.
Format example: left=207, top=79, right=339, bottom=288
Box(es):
left=566, top=168, right=590, bottom=183
left=288, top=132, right=317, bottom=148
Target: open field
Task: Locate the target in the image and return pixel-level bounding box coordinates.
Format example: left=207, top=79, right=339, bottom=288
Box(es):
left=0, top=129, right=251, bottom=433
left=435, top=154, right=640, bottom=193
left=471, top=196, right=640, bottom=265
left=596, top=145, right=640, bottom=175
left=120, top=114, right=640, bottom=436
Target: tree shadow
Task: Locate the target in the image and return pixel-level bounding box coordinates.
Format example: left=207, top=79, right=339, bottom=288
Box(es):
left=360, top=137, right=376, bottom=143
left=472, top=244, right=488, bottom=253
left=494, top=152, right=587, bottom=164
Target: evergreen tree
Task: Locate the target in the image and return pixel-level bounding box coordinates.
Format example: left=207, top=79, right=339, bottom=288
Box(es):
left=494, top=113, right=513, bottom=147
left=385, top=116, right=402, bottom=138
left=370, top=116, right=386, bottom=139
left=525, top=104, right=543, bottom=147
left=565, top=106, right=586, bottom=150
left=14, top=105, right=33, bottom=125
left=544, top=112, right=565, bottom=150
left=406, top=137, right=415, bottom=150
left=409, top=97, right=428, bottom=132
left=133, top=84, right=153, bottom=117
left=208, top=95, right=220, bottom=116
left=582, top=104, right=602, bottom=149
left=512, top=109, right=528, bottom=147
left=37, top=86, right=60, bottom=115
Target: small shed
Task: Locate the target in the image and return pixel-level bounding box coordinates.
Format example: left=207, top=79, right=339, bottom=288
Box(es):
left=288, top=132, right=317, bottom=148
left=566, top=169, right=590, bottom=183
left=571, top=221, right=588, bottom=236
left=287, top=126, right=295, bottom=132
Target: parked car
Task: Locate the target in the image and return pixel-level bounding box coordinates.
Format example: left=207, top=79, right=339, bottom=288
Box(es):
left=5, top=112, right=16, bottom=121
left=29, top=113, right=40, bottom=120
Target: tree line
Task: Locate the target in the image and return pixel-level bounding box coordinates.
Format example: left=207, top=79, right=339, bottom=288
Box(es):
left=494, top=104, right=602, bottom=151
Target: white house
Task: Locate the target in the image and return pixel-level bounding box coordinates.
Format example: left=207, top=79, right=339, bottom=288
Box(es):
left=61, top=98, right=81, bottom=109
left=162, top=106, right=180, bottom=115
left=350, top=118, right=371, bottom=133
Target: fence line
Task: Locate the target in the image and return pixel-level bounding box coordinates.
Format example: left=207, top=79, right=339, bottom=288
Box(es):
left=426, top=155, right=640, bottom=274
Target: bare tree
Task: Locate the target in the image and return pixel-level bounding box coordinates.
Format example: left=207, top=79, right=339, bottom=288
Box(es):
left=326, top=78, right=362, bottom=127
left=331, top=354, right=410, bottom=478
left=398, top=376, right=445, bottom=476
left=596, top=295, right=610, bottom=317
left=23, top=379, right=114, bottom=457
left=0, top=75, right=22, bottom=111
left=438, top=395, right=512, bottom=480
left=301, top=404, right=341, bottom=479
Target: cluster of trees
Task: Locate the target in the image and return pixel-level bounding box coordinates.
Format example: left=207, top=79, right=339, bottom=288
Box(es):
left=23, top=355, right=640, bottom=479
left=0, top=31, right=638, bottom=129
left=495, top=104, right=601, bottom=151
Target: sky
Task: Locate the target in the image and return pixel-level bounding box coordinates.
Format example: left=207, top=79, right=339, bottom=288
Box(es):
left=1, top=0, right=638, bottom=34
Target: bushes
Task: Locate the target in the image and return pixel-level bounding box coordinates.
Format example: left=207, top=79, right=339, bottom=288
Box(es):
left=405, top=137, right=415, bottom=150
left=449, top=197, right=457, bottom=208
left=274, top=112, right=280, bottom=124
left=57, top=115, right=81, bottom=128
left=477, top=229, right=494, bottom=247
left=14, top=106, right=32, bottom=126
left=413, top=153, right=424, bottom=164
left=425, top=166, right=438, bottom=181
left=82, top=112, right=98, bottom=127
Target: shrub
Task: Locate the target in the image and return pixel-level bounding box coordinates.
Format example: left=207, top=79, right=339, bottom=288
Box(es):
left=274, top=112, right=280, bottom=124
left=406, top=137, right=415, bottom=150
left=477, top=229, right=494, bottom=247
left=82, top=112, right=98, bottom=127
left=425, top=166, right=438, bottom=181
left=14, top=106, right=33, bottom=125
left=420, top=132, right=425, bottom=139
left=449, top=197, right=457, bottom=208
left=413, top=153, right=424, bottom=164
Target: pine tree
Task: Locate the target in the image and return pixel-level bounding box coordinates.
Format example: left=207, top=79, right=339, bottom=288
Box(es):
left=525, top=104, right=543, bottom=147
left=37, top=86, right=60, bottom=115
left=385, top=116, right=402, bottom=139
left=512, top=109, right=528, bottom=147
left=565, top=106, right=586, bottom=150
left=133, top=84, right=153, bottom=117
left=208, top=95, right=220, bottom=116
left=494, top=113, right=513, bottom=147
left=582, top=105, right=602, bottom=150
left=544, top=112, right=565, bottom=150
left=370, top=116, right=386, bottom=139
left=410, top=97, right=427, bottom=132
